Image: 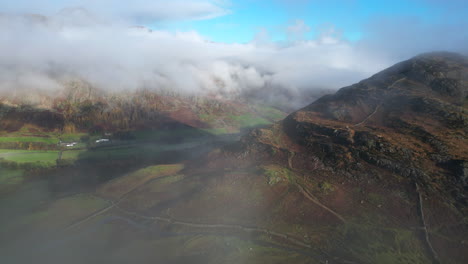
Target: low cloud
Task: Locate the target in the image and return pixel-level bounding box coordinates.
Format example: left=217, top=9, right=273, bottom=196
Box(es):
left=0, top=5, right=467, bottom=108
left=1, top=0, right=229, bottom=22
left=0, top=14, right=374, bottom=96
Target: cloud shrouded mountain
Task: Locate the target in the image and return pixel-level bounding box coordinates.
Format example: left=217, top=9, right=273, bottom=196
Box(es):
left=0, top=1, right=467, bottom=107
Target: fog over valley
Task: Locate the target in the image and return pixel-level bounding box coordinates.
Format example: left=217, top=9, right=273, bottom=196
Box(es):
left=1, top=1, right=468, bottom=264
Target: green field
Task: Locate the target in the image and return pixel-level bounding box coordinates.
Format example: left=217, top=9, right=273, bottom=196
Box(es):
left=0, top=132, right=88, bottom=146
left=229, top=114, right=271, bottom=128
left=61, top=150, right=86, bottom=160
left=254, top=105, right=287, bottom=121
left=0, top=149, right=59, bottom=166
left=198, top=106, right=285, bottom=135
left=59, top=133, right=88, bottom=142
left=0, top=149, right=31, bottom=154
left=0, top=136, right=58, bottom=144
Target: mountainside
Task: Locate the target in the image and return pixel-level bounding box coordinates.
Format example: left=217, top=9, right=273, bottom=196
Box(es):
left=1, top=53, right=467, bottom=264
left=245, top=52, right=468, bottom=197
left=232, top=51, right=468, bottom=263
left=0, top=84, right=286, bottom=138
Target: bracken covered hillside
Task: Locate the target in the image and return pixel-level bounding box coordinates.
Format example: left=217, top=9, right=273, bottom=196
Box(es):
left=0, top=86, right=286, bottom=136
left=227, top=52, right=468, bottom=263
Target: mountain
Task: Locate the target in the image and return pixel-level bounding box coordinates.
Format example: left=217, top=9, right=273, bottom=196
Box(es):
left=231, top=51, right=468, bottom=263
left=246, top=51, right=467, bottom=201
left=0, top=81, right=287, bottom=136
left=244, top=51, right=468, bottom=199
left=1, top=52, right=467, bottom=264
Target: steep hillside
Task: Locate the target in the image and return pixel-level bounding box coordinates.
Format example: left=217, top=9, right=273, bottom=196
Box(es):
left=234, top=52, right=468, bottom=263
left=0, top=86, right=286, bottom=135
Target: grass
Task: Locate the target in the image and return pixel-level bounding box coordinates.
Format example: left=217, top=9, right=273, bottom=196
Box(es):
left=255, top=105, right=287, bottom=121
left=368, top=192, right=385, bottom=205
left=99, top=231, right=309, bottom=264
left=214, top=236, right=305, bottom=264
left=121, top=173, right=191, bottom=210
left=59, top=133, right=87, bottom=142
left=230, top=114, right=271, bottom=128
left=149, top=174, right=185, bottom=192
left=0, top=167, right=24, bottom=186
left=340, top=222, right=431, bottom=264
left=199, top=111, right=276, bottom=135
left=202, top=113, right=272, bottom=135
left=0, top=131, right=89, bottom=152
left=98, top=164, right=185, bottom=199
left=0, top=136, right=58, bottom=144
left=18, top=193, right=110, bottom=230
left=57, top=149, right=87, bottom=166
left=260, top=165, right=295, bottom=185
left=318, top=181, right=335, bottom=194
left=199, top=114, right=235, bottom=134
left=61, top=149, right=86, bottom=160
left=335, top=210, right=432, bottom=264
left=0, top=149, right=32, bottom=154
left=1, top=151, right=59, bottom=166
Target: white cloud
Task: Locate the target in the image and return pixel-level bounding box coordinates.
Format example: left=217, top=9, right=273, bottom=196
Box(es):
left=0, top=13, right=380, bottom=98
left=286, top=20, right=311, bottom=41
left=0, top=0, right=230, bottom=22
left=0, top=8, right=467, bottom=109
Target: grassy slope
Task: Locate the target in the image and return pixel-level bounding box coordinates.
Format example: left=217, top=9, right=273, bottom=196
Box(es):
left=7, top=194, right=110, bottom=232
left=199, top=104, right=287, bottom=135
left=97, top=164, right=185, bottom=199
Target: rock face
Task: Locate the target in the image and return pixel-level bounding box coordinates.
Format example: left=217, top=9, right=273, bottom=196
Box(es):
left=235, top=52, right=468, bottom=263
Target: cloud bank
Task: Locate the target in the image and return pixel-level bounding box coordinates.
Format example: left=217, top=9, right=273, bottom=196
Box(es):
left=0, top=0, right=229, bottom=22
left=0, top=1, right=467, bottom=106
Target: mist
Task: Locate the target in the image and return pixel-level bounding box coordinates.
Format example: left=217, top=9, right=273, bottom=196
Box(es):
left=0, top=1, right=467, bottom=104
left=1, top=2, right=468, bottom=264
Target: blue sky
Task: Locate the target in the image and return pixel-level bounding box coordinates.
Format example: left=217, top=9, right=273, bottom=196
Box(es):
left=151, top=0, right=468, bottom=43
left=2, top=0, right=467, bottom=44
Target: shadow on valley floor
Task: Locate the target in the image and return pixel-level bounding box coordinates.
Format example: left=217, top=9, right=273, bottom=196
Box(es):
left=47, top=117, right=247, bottom=198
left=1, top=113, right=294, bottom=264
